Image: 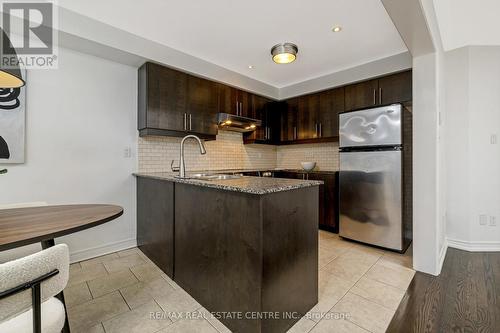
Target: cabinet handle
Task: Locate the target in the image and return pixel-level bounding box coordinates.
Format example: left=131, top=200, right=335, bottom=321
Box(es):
left=293, top=126, right=297, bottom=140
left=379, top=87, right=382, bottom=104
left=373, top=89, right=376, bottom=105
left=236, top=101, right=239, bottom=115
left=315, top=123, right=318, bottom=137
left=189, top=114, right=192, bottom=131
left=183, top=113, right=187, bottom=131
left=319, top=123, right=322, bottom=137
left=240, top=102, right=243, bottom=116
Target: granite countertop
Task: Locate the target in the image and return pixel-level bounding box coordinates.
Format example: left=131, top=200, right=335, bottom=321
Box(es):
left=181, top=168, right=338, bottom=175
left=134, top=172, right=322, bottom=195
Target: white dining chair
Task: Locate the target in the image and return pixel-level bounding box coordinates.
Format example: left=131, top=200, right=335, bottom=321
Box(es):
left=0, top=244, right=69, bottom=333
left=0, top=202, right=47, bottom=263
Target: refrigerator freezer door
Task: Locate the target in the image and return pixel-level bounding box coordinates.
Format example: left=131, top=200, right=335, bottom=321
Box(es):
left=339, top=150, right=402, bottom=250
left=339, top=104, right=402, bottom=148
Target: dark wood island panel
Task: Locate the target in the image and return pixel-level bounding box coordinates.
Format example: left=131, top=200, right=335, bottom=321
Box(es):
left=136, top=177, right=175, bottom=277
left=174, top=183, right=319, bottom=333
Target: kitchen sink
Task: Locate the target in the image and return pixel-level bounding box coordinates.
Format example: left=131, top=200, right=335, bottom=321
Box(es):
left=185, top=173, right=241, bottom=181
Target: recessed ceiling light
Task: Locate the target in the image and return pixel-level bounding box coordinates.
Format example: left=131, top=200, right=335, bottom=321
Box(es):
left=248, top=65, right=254, bottom=69
left=332, top=26, right=342, bottom=32
left=271, top=43, right=298, bottom=64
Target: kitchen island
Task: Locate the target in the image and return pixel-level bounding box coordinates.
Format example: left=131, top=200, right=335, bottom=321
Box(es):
left=135, top=172, right=320, bottom=333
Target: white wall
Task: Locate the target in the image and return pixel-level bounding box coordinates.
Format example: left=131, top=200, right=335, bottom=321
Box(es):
left=445, top=46, right=500, bottom=250
left=0, top=47, right=138, bottom=262
left=433, top=0, right=500, bottom=51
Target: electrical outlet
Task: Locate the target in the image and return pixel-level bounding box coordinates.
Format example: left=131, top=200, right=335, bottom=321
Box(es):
left=490, top=216, right=497, bottom=226
left=491, top=134, right=497, bottom=144
left=479, top=214, right=488, bottom=226
left=124, top=147, right=132, bottom=158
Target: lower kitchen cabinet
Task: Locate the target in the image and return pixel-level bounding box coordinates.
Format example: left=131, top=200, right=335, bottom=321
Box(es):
left=308, top=172, right=339, bottom=233
left=274, top=171, right=339, bottom=233
left=136, top=177, right=174, bottom=277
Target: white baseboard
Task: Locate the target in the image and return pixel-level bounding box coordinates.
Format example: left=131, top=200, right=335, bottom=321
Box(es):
left=436, top=239, right=448, bottom=275
left=68, top=238, right=137, bottom=263
left=447, top=238, right=500, bottom=252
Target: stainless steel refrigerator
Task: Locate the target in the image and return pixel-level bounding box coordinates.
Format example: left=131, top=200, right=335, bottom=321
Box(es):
left=339, top=104, right=412, bottom=252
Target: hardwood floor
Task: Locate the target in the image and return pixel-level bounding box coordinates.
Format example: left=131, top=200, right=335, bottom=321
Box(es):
left=387, top=248, right=500, bottom=333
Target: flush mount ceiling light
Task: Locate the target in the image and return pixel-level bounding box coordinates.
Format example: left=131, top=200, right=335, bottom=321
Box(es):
left=271, top=43, right=298, bottom=64
left=332, top=26, right=342, bottom=32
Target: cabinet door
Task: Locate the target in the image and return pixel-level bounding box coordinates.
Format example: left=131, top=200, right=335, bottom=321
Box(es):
left=187, top=76, right=218, bottom=136
left=318, top=87, right=344, bottom=138
left=244, top=94, right=269, bottom=141
left=378, top=70, right=412, bottom=105
left=266, top=101, right=282, bottom=144
left=281, top=98, right=298, bottom=142
left=137, top=177, right=175, bottom=277
left=308, top=172, right=338, bottom=232
left=297, top=94, right=319, bottom=139
left=238, top=90, right=253, bottom=117
left=145, top=63, right=188, bottom=131
left=217, top=84, right=239, bottom=115
left=344, top=79, right=378, bottom=111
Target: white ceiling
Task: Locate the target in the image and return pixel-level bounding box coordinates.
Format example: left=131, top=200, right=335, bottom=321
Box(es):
left=433, top=0, right=500, bottom=51
left=58, top=0, right=407, bottom=88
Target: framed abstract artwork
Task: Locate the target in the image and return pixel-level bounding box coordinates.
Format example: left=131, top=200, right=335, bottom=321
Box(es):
left=0, top=69, right=26, bottom=164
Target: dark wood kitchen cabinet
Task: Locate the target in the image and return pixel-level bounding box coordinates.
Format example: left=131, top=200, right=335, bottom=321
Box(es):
left=138, top=62, right=217, bottom=139
left=217, top=84, right=253, bottom=117
left=297, top=94, right=320, bottom=140
left=344, top=79, right=379, bottom=111
left=137, top=177, right=174, bottom=277
left=138, top=63, right=187, bottom=136
left=243, top=94, right=279, bottom=144
left=281, top=98, right=299, bottom=142
left=378, top=71, right=412, bottom=105
left=344, top=70, right=412, bottom=111
left=307, top=172, right=339, bottom=232
left=280, top=87, right=344, bottom=144
left=274, top=171, right=339, bottom=233
left=186, top=75, right=218, bottom=136
left=318, top=87, right=344, bottom=138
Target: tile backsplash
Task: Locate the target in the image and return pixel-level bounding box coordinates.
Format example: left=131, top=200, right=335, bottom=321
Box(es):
left=138, top=131, right=277, bottom=172
left=138, top=130, right=339, bottom=173
left=276, top=142, right=339, bottom=171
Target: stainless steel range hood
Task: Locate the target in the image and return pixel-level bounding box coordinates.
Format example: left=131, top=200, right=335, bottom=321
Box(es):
left=217, top=113, right=262, bottom=133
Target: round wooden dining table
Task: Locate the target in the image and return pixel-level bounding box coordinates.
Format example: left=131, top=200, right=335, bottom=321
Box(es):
left=0, top=204, right=123, bottom=251
left=0, top=204, right=123, bottom=333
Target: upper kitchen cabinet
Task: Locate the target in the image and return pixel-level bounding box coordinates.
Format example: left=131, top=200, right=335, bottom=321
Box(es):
left=344, top=79, right=379, bottom=111
left=297, top=94, right=319, bottom=140
left=280, top=87, right=344, bottom=144
left=217, top=84, right=239, bottom=116
left=281, top=98, right=298, bottom=142
left=186, top=75, right=218, bottom=136
left=318, top=87, right=344, bottom=138
left=378, top=70, right=412, bottom=105
left=344, top=70, right=412, bottom=111
left=138, top=62, right=217, bottom=139
left=217, top=84, right=253, bottom=117
left=138, top=62, right=188, bottom=136
left=243, top=95, right=280, bottom=144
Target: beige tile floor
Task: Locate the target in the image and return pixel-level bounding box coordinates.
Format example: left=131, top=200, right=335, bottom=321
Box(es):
left=66, top=231, right=414, bottom=333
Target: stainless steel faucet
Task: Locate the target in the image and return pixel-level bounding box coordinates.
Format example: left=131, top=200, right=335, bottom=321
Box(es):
left=178, top=135, right=206, bottom=178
